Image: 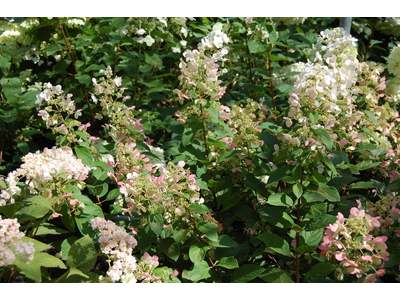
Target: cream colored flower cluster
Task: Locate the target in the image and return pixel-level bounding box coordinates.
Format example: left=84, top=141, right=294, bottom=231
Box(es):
left=0, top=146, right=90, bottom=205
left=0, top=216, right=35, bottom=267
left=277, top=28, right=360, bottom=156
left=91, top=217, right=138, bottom=283
left=385, top=45, right=400, bottom=106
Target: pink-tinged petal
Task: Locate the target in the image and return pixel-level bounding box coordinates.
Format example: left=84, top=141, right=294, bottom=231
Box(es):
left=128, top=227, right=137, bottom=234
left=361, top=255, right=372, bottom=262
left=334, top=252, right=347, bottom=261
left=60, top=193, right=72, bottom=200
left=172, top=269, right=179, bottom=276
left=69, top=199, right=79, bottom=205
left=350, top=207, right=359, bottom=216
left=374, top=236, right=388, bottom=243
left=375, top=269, right=385, bottom=277
left=364, top=274, right=376, bottom=283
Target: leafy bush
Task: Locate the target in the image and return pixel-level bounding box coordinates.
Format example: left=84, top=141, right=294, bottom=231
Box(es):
left=1, top=16, right=400, bottom=283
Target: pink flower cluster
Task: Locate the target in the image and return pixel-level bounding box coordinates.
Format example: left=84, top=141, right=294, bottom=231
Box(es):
left=319, top=207, right=389, bottom=282
left=173, top=48, right=227, bottom=104
left=91, top=217, right=138, bottom=283
left=0, top=216, right=35, bottom=267
left=365, top=195, right=400, bottom=237
left=135, top=252, right=162, bottom=283
left=109, top=142, right=203, bottom=221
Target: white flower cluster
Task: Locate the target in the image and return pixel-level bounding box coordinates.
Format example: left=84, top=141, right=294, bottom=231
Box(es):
left=279, top=28, right=359, bottom=153
left=0, top=216, right=35, bottom=267
left=385, top=44, right=400, bottom=105
left=91, top=217, right=138, bottom=283
left=273, top=17, right=308, bottom=26
left=36, top=82, right=63, bottom=105
left=198, top=22, right=230, bottom=62
left=66, top=18, right=86, bottom=27
left=388, top=45, right=400, bottom=78
left=377, top=17, right=400, bottom=37
left=0, top=147, right=90, bottom=205
left=0, top=18, right=38, bottom=53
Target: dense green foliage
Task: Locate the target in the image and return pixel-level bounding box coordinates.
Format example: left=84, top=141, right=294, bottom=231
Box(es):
left=1, top=17, right=400, bottom=283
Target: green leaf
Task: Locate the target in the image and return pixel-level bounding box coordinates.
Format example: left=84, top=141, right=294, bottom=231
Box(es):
left=185, top=261, right=211, bottom=282
left=387, top=179, right=400, bottom=191
left=267, top=192, right=294, bottom=207
left=350, top=181, right=375, bottom=189
left=0, top=77, right=21, bottom=104
left=258, top=121, right=283, bottom=133
left=87, top=183, right=108, bottom=197
left=258, top=207, right=293, bottom=229
left=306, top=214, right=337, bottom=231
left=257, top=233, right=291, bottom=256
left=15, top=198, right=52, bottom=223
left=276, top=84, right=294, bottom=96
left=149, top=213, right=164, bottom=236
left=315, top=183, right=340, bottom=202
left=217, top=149, right=242, bottom=164
left=197, top=221, right=218, bottom=242
left=66, top=235, right=97, bottom=273
left=74, top=74, right=91, bottom=85
left=61, top=236, right=79, bottom=260
left=305, top=202, right=327, bottom=219
left=189, top=244, right=209, bottom=264
left=0, top=105, right=18, bottom=123
left=242, top=170, right=269, bottom=198
left=248, top=40, right=265, bottom=53
left=14, top=252, right=66, bottom=283
left=18, top=91, right=42, bottom=109
left=172, top=221, right=188, bottom=243
left=304, top=262, right=334, bottom=283
left=46, top=43, right=64, bottom=55
left=208, top=234, right=239, bottom=248
left=74, top=146, right=93, bottom=167
left=35, top=222, right=69, bottom=236
left=144, top=53, right=163, bottom=69
left=68, top=266, right=89, bottom=279
left=187, top=203, right=211, bottom=214
left=231, top=264, right=265, bottom=283
left=160, top=238, right=180, bottom=261
left=232, top=202, right=259, bottom=228
left=217, top=257, right=239, bottom=269
left=300, top=228, right=325, bottom=246
left=309, top=111, right=319, bottom=125
left=106, top=188, right=122, bottom=201
left=20, top=236, right=51, bottom=252
left=293, top=183, right=303, bottom=199
left=0, top=53, right=11, bottom=76
left=24, top=195, right=52, bottom=210
left=295, top=245, right=317, bottom=256
left=314, top=128, right=332, bottom=151
left=364, top=110, right=377, bottom=125
left=74, top=195, right=104, bottom=237
left=267, top=165, right=293, bottom=185
left=259, top=267, right=294, bottom=283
